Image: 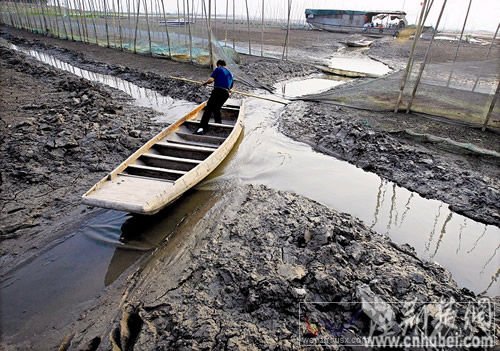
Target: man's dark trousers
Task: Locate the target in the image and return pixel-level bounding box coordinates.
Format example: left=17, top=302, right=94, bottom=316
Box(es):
left=200, top=88, right=229, bottom=130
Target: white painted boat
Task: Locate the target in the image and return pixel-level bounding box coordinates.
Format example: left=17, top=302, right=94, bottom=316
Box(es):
left=82, top=99, right=244, bottom=215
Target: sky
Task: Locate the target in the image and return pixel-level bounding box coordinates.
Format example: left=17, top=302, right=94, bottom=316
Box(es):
left=56, top=0, right=500, bottom=32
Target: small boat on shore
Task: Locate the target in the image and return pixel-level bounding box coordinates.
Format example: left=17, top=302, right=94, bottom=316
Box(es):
left=345, top=39, right=374, bottom=47
left=82, top=99, right=244, bottom=215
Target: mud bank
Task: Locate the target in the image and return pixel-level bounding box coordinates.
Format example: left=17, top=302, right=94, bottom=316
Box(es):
left=0, top=45, right=159, bottom=273
left=62, top=185, right=496, bottom=350
left=279, top=101, right=500, bottom=226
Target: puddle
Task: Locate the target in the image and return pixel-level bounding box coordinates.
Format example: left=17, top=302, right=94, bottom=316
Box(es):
left=8, top=43, right=197, bottom=123
left=0, top=189, right=216, bottom=343
left=273, top=76, right=347, bottom=98
left=328, top=54, right=391, bottom=76
left=204, top=96, right=499, bottom=296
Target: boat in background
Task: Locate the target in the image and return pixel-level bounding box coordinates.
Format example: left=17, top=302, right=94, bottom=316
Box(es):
left=82, top=99, right=244, bottom=215
left=305, top=9, right=407, bottom=36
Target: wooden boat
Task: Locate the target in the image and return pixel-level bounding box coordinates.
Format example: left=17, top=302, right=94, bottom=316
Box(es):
left=82, top=99, right=244, bottom=215
left=345, top=39, right=374, bottom=47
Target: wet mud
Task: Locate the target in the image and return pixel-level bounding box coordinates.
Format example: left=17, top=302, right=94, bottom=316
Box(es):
left=279, top=101, right=500, bottom=226
left=63, top=185, right=498, bottom=350
left=0, top=44, right=159, bottom=273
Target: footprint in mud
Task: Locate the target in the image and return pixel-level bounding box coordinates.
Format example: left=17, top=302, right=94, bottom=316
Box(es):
left=110, top=303, right=143, bottom=351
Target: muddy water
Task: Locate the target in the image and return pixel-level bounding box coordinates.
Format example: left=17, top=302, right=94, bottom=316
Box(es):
left=1, top=46, right=498, bottom=345
left=0, top=189, right=216, bottom=342
left=328, top=52, right=392, bottom=76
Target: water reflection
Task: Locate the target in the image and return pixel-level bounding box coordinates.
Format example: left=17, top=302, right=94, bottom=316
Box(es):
left=9, top=43, right=197, bottom=124
left=0, top=189, right=217, bottom=342
left=209, top=97, right=499, bottom=295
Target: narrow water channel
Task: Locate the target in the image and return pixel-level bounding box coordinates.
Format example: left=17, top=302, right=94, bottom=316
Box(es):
left=1, top=43, right=498, bottom=345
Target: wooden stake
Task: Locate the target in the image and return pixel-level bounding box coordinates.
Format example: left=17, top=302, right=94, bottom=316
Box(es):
left=224, top=0, right=228, bottom=46
left=232, top=0, right=235, bottom=49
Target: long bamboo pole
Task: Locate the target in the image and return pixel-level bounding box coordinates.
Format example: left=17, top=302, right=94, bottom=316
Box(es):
left=159, top=0, right=172, bottom=58
left=71, top=0, right=83, bottom=41
left=261, top=0, right=264, bottom=57
left=406, top=0, right=448, bottom=113
left=41, top=0, right=52, bottom=35
left=169, top=76, right=289, bottom=104
left=282, top=0, right=292, bottom=60
left=482, top=80, right=500, bottom=131
left=446, top=0, right=472, bottom=87
left=55, top=0, right=67, bottom=39
left=142, top=0, right=152, bottom=55
left=86, top=0, right=98, bottom=44
left=103, top=0, right=110, bottom=47
left=186, top=0, right=193, bottom=62
left=133, top=0, right=140, bottom=53
left=23, top=0, right=34, bottom=32
left=232, top=0, right=235, bottom=49
left=244, top=0, right=251, bottom=55
left=203, top=0, right=214, bottom=67
left=12, top=0, right=24, bottom=30
left=38, top=0, right=49, bottom=34
left=65, top=0, right=75, bottom=40
left=117, top=0, right=123, bottom=49
left=79, top=0, right=89, bottom=43
left=224, top=0, right=228, bottom=46
left=394, top=0, right=431, bottom=112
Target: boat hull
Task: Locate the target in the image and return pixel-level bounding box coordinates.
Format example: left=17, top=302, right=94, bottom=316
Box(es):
left=82, top=100, right=244, bottom=214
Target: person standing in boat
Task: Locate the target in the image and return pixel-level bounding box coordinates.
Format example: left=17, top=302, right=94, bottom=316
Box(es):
left=195, top=59, right=234, bottom=135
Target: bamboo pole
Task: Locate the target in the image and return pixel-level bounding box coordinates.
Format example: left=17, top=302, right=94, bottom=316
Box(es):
left=169, top=76, right=289, bottom=104
left=394, top=0, right=431, bottom=112
left=261, top=0, right=264, bottom=57
left=64, top=0, right=75, bottom=40
left=142, top=0, right=152, bottom=55
left=224, top=0, right=228, bottom=46
left=39, top=0, right=50, bottom=35
left=55, top=0, right=67, bottom=39
left=12, top=0, right=24, bottom=30
left=232, top=0, right=235, bottom=49
left=186, top=0, right=193, bottom=62
left=244, top=0, right=251, bottom=55
left=23, top=0, right=34, bottom=32
left=42, top=0, right=53, bottom=35
left=159, top=0, right=172, bottom=58
left=406, top=0, right=448, bottom=113
left=446, top=0, right=472, bottom=87
left=203, top=0, right=214, bottom=68
left=86, top=0, right=99, bottom=44
left=482, top=80, right=500, bottom=131
left=103, top=0, right=110, bottom=47
left=71, top=0, right=83, bottom=41
left=29, top=0, right=41, bottom=33
left=79, top=0, right=89, bottom=43
left=133, top=0, right=140, bottom=53
left=117, top=0, right=123, bottom=49
left=282, top=0, right=292, bottom=60
left=472, top=22, right=499, bottom=92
